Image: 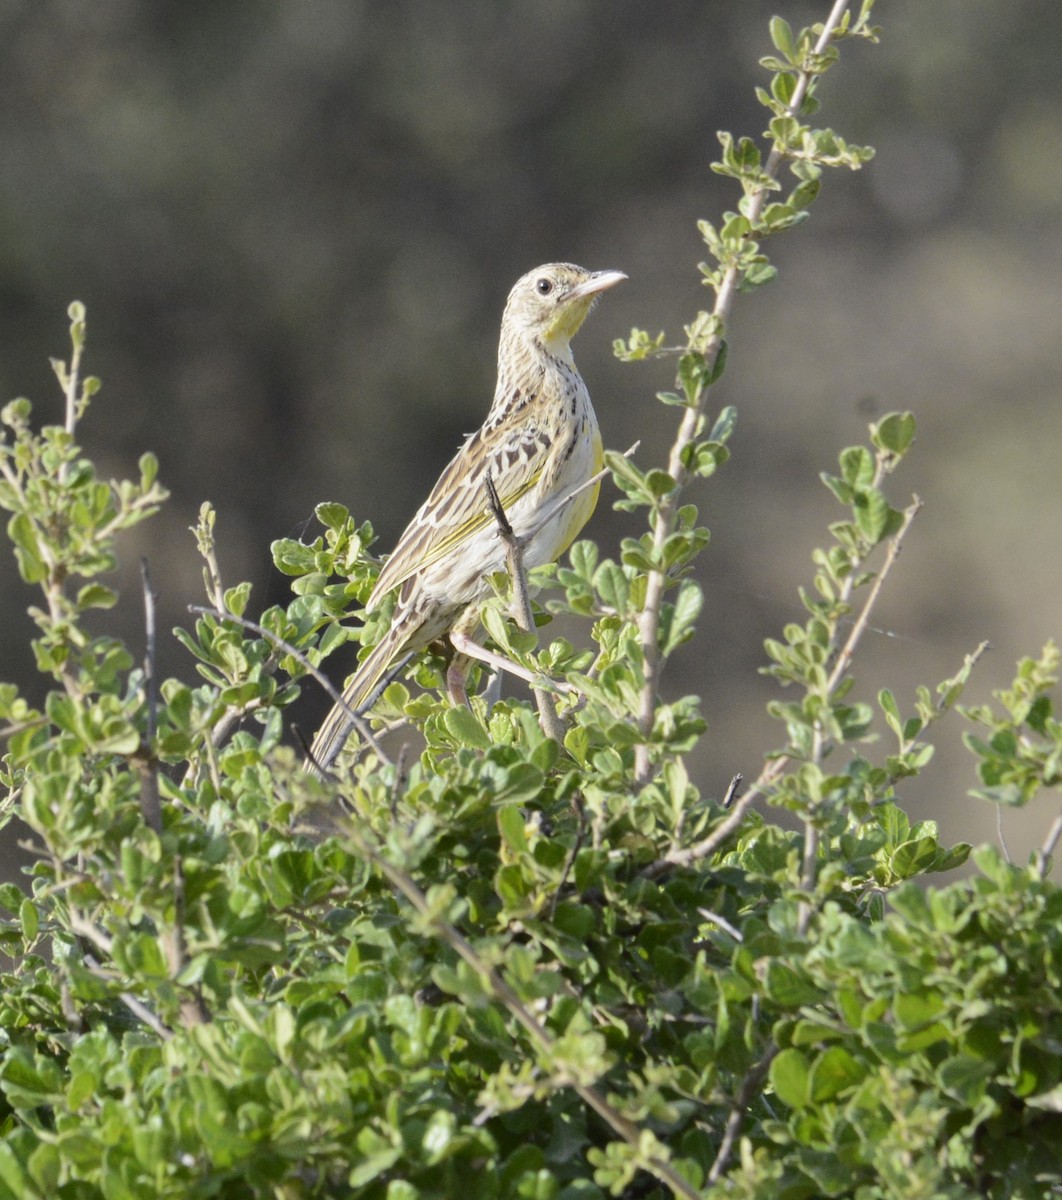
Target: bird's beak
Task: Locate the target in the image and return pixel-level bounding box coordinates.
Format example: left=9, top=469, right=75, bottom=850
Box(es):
left=567, top=270, right=628, bottom=302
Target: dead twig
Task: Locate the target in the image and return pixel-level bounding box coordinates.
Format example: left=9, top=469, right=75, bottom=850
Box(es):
left=484, top=472, right=565, bottom=742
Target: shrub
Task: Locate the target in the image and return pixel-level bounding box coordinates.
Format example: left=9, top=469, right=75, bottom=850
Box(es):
left=1, top=5, right=1059, bottom=1197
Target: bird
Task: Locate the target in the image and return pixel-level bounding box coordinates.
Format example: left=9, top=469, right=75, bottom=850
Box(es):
left=309, top=262, right=626, bottom=770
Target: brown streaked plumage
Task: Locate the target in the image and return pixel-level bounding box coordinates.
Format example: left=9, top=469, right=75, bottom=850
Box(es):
left=310, top=262, right=625, bottom=769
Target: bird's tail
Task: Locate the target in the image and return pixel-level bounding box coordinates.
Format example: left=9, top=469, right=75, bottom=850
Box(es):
left=307, top=629, right=405, bottom=772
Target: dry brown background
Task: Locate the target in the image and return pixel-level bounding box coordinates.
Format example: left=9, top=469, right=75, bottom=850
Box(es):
left=2, top=2, right=1059, bottom=872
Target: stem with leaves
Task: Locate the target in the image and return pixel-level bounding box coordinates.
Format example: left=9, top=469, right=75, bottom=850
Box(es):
left=620, top=1, right=879, bottom=784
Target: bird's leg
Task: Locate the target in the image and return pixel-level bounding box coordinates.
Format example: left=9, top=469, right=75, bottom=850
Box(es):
left=445, top=649, right=472, bottom=707
left=443, top=633, right=501, bottom=709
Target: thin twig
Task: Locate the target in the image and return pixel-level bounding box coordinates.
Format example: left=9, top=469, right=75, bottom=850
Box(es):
left=68, top=912, right=173, bottom=1039
left=548, top=820, right=585, bottom=921
left=0, top=715, right=49, bottom=743
left=137, top=558, right=162, bottom=835
left=643, top=784, right=760, bottom=880
left=706, top=1044, right=779, bottom=1184
left=141, top=558, right=158, bottom=744
left=68, top=909, right=113, bottom=956
left=658, top=492, right=924, bottom=882
left=825, top=497, right=922, bottom=693
left=797, top=821, right=820, bottom=936
left=1035, top=809, right=1062, bottom=877
left=162, top=854, right=209, bottom=1028
left=80, top=953, right=172, bottom=1041
left=55, top=305, right=85, bottom=488
left=799, top=496, right=920, bottom=931
left=389, top=743, right=411, bottom=820
left=62, top=339, right=81, bottom=440
left=696, top=908, right=744, bottom=943
left=448, top=630, right=574, bottom=695
left=484, top=473, right=565, bottom=742
left=996, top=803, right=1012, bottom=865
left=198, top=525, right=226, bottom=613
left=187, top=604, right=391, bottom=766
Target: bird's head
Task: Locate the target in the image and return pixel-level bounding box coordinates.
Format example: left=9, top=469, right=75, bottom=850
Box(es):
left=502, top=263, right=626, bottom=358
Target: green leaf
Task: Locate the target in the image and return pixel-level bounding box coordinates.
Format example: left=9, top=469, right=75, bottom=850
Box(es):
left=138, top=451, right=159, bottom=490
left=656, top=390, right=689, bottom=408
left=939, top=1054, right=995, bottom=1105
left=769, top=15, right=796, bottom=61
left=442, top=705, right=491, bottom=750
left=497, top=804, right=528, bottom=854
left=872, top=411, right=916, bottom=454
left=660, top=580, right=703, bottom=656
left=742, top=259, right=777, bottom=288
left=853, top=488, right=890, bottom=542
left=764, top=961, right=820, bottom=1007
left=879, top=688, right=902, bottom=737
left=809, top=1046, right=865, bottom=1101
left=770, top=1047, right=811, bottom=1109
left=223, top=581, right=252, bottom=618
left=75, top=583, right=118, bottom=610
left=593, top=560, right=630, bottom=614
left=19, top=899, right=39, bottom=944
left=271, top=538, right=319, bottom=576
left=839, top=445, right=874, bottom=488
left=7, top=512, right=46, bottom=583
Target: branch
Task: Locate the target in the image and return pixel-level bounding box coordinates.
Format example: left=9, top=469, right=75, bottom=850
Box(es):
left=484, top=473, right=565, bottom=742
left=633, top=0, right=858, bottom=786
left=706, top=1044, right=779, bottom=1185
left=643, top=781, right=760, bottom=880
left=1036, top=808, right=1062, bottom=878
left=798, top=493, right=920, bottom=931
left=825, top=497, right=922, bottom=694
left=137, top=557, right=162, bottom=835
left=67, top=912, right=172, bottom=1040
left=0, top=715, right=49, bottom=744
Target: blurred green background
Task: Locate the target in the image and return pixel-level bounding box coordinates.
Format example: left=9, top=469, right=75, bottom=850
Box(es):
left=2, top=2, right=1059, bottom=866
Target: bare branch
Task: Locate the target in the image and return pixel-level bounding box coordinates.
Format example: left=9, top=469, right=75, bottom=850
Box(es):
left=825, top=497, right=922, bottom=694
left=137, top=557, right=162, bottom=835
left=706, top=1044, right=779, bottom=1185
left=1036, top=809, right=1062, bottom=877
left=484, top=472, right=565, bottom=742
left=83, top=955, right=172, bottom=1042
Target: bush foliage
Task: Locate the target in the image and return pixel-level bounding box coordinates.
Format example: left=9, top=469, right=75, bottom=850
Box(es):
left=2, top=5, right=1061, bottom=1198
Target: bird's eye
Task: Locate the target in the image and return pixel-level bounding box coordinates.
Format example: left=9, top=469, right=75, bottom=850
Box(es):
left=535, top=277, right=553, bottom=295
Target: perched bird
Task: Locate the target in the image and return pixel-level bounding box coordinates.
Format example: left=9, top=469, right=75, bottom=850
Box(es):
left=310, top=262, right=625, bottom=769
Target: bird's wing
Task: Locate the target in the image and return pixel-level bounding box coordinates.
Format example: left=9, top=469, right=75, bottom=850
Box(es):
left=368, top=415, right=553, bottom=608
